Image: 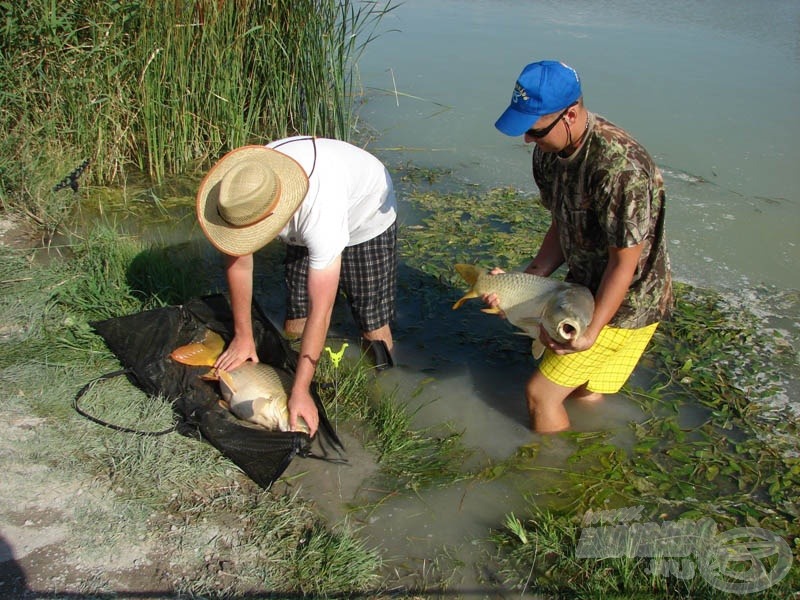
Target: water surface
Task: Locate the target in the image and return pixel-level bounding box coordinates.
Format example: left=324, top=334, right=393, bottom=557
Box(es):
left=357, top=0, right=800, bottom=290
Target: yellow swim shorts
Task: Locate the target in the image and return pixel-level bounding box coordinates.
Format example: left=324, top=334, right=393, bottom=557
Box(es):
left=538, top=322, right=659, bottom=394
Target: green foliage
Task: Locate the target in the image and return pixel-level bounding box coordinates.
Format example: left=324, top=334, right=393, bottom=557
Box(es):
left=401, top=186, right=550, bottom=281
left=0, top=0, right=395, bottom=232
left=488, top=505, right=799, bottom=599
left=395, top=185, right=798, bottom=596
left=315, top=352, right=471, bottom=494
left=486, top=283, right=799, bottom=597
left=0, top=238, right=384, bottom=596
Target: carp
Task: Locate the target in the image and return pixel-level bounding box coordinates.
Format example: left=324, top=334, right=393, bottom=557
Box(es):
left=202, top=362, right=310, bottom=434
left=170, top=329, right=335, bottom=440
left=452, top=264, right=595, bottom=359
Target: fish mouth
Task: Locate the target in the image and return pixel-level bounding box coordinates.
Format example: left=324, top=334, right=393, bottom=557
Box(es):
left=554, top=319, right=582, bottom=342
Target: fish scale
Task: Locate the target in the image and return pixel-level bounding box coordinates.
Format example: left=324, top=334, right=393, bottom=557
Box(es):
left=216, top=362, right=310, bottom=434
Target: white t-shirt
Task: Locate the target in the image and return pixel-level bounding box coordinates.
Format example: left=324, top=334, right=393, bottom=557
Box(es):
left=267, top=137, right=397, bottom=270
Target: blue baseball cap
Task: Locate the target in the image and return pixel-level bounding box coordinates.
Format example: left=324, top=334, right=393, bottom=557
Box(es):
left=495, top=60, right=582, bottom=136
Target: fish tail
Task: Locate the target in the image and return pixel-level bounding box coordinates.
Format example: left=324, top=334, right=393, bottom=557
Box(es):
left=452, top=264, right=484, bottom=310
left=169, top=329, right=225, bottom=366
left=454, top=263, right=482, bottom=286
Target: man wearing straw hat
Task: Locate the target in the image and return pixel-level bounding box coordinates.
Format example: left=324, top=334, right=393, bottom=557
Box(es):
left=196, top=136, right=397, bottom=436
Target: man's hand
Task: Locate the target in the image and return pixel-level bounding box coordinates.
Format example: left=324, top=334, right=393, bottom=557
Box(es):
left=481, top=267, right=506, bottom=317
left=214, top=334, right=259, bottom=371
left=288, top=387, right=319, bottom=437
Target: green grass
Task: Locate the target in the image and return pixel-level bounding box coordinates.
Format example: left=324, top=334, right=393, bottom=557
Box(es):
left=315, top=350, right=472, bottom=496
left=0, top=231, right=382, bottom=596
left=0, top=221, right=476, bottom=595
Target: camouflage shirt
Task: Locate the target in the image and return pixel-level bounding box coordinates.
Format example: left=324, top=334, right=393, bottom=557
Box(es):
left=532, top=113, right=673, bottom=328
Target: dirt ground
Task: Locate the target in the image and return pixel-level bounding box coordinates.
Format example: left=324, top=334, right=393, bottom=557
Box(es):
left=0, top=411, right=379, bottom=599
left=0, top=216, right=383, bottom=599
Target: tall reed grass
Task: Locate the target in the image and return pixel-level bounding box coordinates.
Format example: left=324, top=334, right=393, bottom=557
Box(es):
left=0, top=0, right=393, bottom=214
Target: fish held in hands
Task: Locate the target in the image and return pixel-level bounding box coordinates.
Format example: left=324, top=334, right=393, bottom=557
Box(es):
left=452, top=264, right=595, bottom=358
left=202, top=362, right=310, bottom=434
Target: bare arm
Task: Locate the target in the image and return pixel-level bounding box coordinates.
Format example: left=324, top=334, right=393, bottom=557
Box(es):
left=547, top=242, right=644, bottom=354
left=215, top=253, right=259, bottom=371
left=288, top=256, right=342, bottom=436
left=524, top=218, right=565, bottom=277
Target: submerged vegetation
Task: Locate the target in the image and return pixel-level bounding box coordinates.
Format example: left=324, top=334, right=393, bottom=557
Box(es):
left=2, top=184, right=798, bottom=595
left=399, top=184, right=799, bottom=597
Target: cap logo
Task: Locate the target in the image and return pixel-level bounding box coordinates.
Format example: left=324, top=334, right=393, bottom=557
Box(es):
left=511, top=81, right=529, bottom=105
left=560, top=61, right=580, bottom=83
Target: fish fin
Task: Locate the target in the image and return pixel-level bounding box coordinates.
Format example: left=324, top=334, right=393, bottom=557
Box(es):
left=200, top=368, right=219, bottom=381
left=452, top=264, right=484, bottom=310
left=215, top=370, right=237, bottom=394
left=170, top=329, right=226, bottom=366
left=454, top=263, right=482, bottom=286
left=452, top=291, right=479, bottom=310
left=532, top=339, right=546, bottom=360
left=201, top=329, right=226, bottom=356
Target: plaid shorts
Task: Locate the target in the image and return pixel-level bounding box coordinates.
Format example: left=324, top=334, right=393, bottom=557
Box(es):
left=283, top=221, right=397, bottom=333
left=538, top=322, right=659, bottom=394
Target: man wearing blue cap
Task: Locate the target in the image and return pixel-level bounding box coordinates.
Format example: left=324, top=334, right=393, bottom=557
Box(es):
left=489, top=60, right=673, bottom=433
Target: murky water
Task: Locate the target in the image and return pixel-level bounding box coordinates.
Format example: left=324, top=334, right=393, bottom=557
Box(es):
left=346, top=0, right=800, bottom=588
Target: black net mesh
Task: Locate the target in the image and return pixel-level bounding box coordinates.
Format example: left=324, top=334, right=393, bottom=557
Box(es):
left=89, top=294, right=342, bottom=489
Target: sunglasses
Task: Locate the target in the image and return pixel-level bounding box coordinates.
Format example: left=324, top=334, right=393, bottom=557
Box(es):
left=525, top=102, right=577, bottom=138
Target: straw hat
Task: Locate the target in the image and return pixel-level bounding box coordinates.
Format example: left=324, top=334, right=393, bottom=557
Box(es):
left=196, top=145, right=309, bottom=256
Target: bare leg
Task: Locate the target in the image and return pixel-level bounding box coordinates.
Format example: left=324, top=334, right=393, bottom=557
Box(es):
left=569, top=384, right=604, bottom=403
left=361, top=324, right=393, bottom=351
left=526, top=370, right=577, bottom=433
left=284, top=317, right=306, bottom=340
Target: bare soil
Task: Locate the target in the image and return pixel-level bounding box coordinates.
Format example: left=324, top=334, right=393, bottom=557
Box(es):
left=0, top=414, right=379, bottom=599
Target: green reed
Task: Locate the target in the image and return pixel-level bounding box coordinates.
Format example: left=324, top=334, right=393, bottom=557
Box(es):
left=0, top=0, right=394, bottom=224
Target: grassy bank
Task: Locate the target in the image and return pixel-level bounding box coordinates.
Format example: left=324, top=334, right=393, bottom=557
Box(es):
left=1, top=175, right=798, bottom=595
left=0, top=223, right=472, bottom=596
